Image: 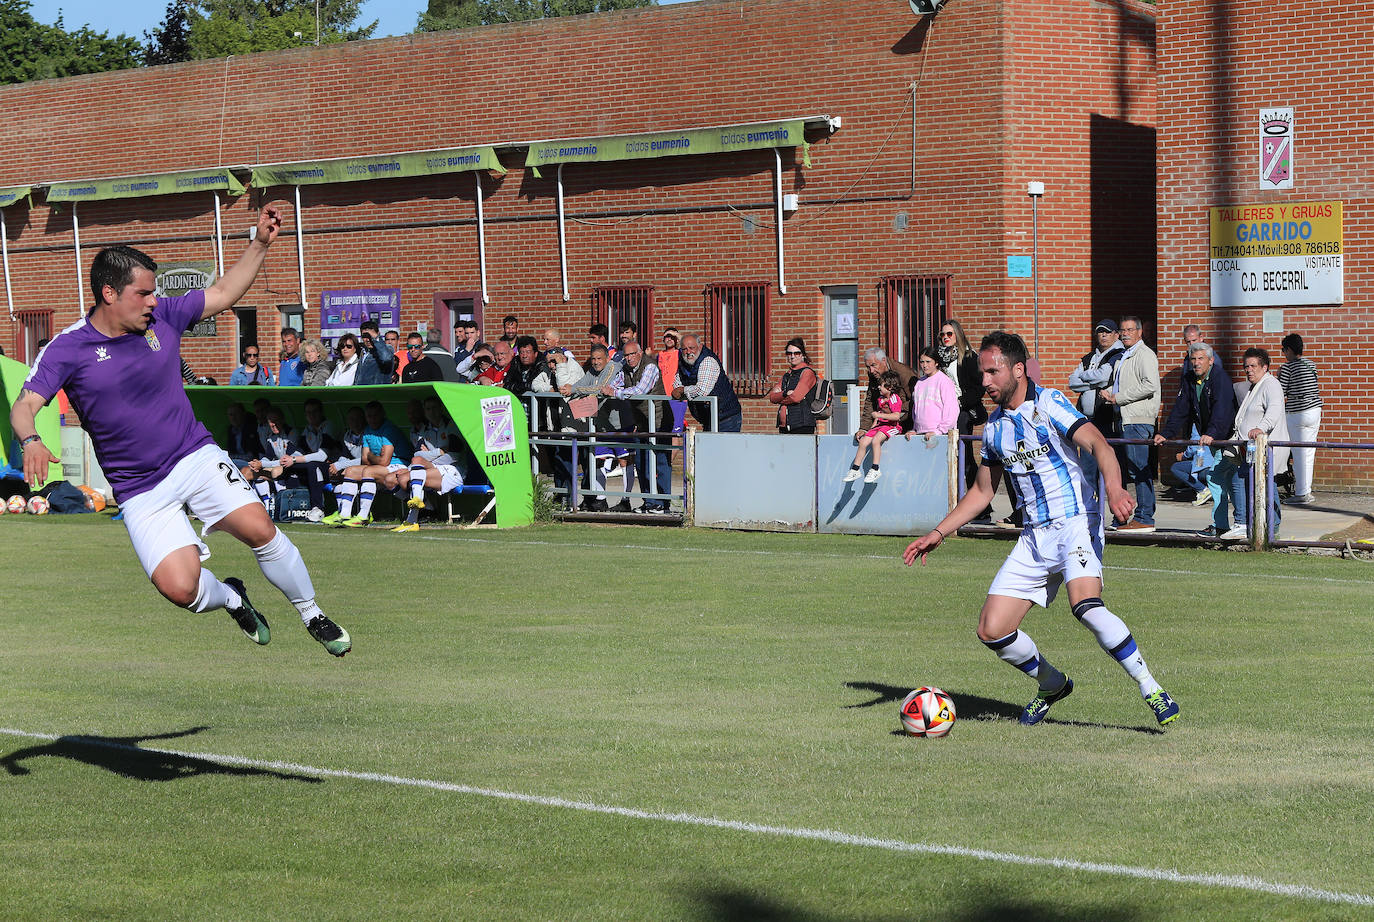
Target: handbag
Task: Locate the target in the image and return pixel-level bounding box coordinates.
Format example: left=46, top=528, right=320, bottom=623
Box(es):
left=568, top=395, right=599, bottom=419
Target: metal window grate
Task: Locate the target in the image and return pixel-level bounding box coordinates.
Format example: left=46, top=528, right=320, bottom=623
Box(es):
left=15, top=310, right=52, bottom=364
left=882, top=275, right=949, bottom=365
left=706, top=282, right=770, bottom=396
left=594, top=286, right=655, bottom=347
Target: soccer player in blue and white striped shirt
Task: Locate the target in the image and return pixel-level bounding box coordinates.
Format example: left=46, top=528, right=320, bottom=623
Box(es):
left=904, top=331, right=1179, bottom=727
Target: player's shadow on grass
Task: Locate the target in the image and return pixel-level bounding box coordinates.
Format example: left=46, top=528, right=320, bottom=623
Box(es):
left=0, top=726, right=322, bottom=784
left=843, top=681, right=1164, bottom=735
left=693, top=887, right=1140, bottom=921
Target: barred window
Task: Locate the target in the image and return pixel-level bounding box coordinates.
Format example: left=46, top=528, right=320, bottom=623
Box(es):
left=882, top=275, right=949, bottom=365
left=594, top=286, right=654, bottom=346
left=16, top=309, right=52, bottom=364
left=707, top=282, right=770, bottom=396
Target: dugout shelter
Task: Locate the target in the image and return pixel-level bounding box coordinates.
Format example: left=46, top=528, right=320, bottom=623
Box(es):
left=188, top=381, right=533, bottom=527
left=0, top=354, right=60, bottom=488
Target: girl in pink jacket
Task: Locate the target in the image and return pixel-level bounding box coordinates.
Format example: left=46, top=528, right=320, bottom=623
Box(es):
left=910, top=346, right=959, bottom=439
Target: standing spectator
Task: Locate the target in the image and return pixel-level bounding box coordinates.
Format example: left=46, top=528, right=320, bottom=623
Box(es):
left=501, top=314, right=520, bottom=342
left=859, top=347, right=916, bottom=433
left=768, top=337, right=818, bottom=434
left=358, top=320, right=394, bottom=383
left=1278, top=333, right=1322, bottom=505
left=603, top=339, right=673, bottom=512
left=672, top=333, right=742, bottom=432
left=1101, top=315, right=1159, bottom=532
left=477, top=340, right=513, bottom=386
left=324, top=333, right=379, bottom=387
left=938, top=320, right=985, bottom=496
left=230, top=345, right=274, bottom=386
left=566, top=345, right=621, bottom=510
left=909, top=346, right=959, bottom=439
left=1067, top=319, right=1124, bottom=439
left=503, top=335, right=545, bottom=397
left=419, top=329, right=460, bottom=381
left=400, top=333, right=443, bottom=383
left=453, top=321, right=481, bottom=375
left=657, top=328, right=686, bottom=434
left=542, top=328, right=575, bottom=363
left=618, top=320, right=639, bottom=350
left=588, top=323, right=620, bottom=366
left=278, top=327, right=304, bottom=386
left=299, top=338, right=333, bottom=386
left=1153, top=342, right=1236, bottom=536
left=388, top=330, right=409, bottom=381
left=1179, top=323, right=1224, bottom=377
left=1215, top=347, right=1289, bottom=539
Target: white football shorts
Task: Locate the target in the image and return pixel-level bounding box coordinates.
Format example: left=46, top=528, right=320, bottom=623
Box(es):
left=987, top=514, right=1104, bottom=608
left=435, top=463, right=464, bottom=494
left=119, top=443, right=260, bottom=577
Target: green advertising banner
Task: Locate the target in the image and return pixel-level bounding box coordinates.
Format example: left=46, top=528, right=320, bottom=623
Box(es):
left=186, top=382, right=532, bottom=528
left=0, top=186, right=31, bottom=209
left=525, top=119, right=810, bottom=175
left=1, top=355, right=61, bottom=486
left=46, top=169, right=245, bottom=203
left=251, top=146, right=506, bottom=188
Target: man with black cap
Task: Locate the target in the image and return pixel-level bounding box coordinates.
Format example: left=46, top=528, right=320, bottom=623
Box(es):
left=1068, top=319, right=1125, bottom=439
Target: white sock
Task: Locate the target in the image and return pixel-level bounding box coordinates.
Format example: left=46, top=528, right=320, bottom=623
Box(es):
left=336, top=481, right=358, bottom=519
left=1072, top=597, right=1160, bottom=696
left=189, top=568, right=236, bottom=613
left=356, top=479, right=378, bottom=518
left=410, top=466, right=426, bottom=501
left=253, top=480, right=272, bottom=506
left=252, top=528, right=323, bottom=624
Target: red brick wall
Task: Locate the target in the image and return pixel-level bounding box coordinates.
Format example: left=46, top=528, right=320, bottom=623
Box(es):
left=1159, top=0, right=1370, bottom=487
left=0, top=0, right=1154, bottom=435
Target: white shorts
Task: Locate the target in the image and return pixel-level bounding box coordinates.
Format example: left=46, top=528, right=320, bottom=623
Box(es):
left=987, top=514, right=1104, bottom=608
left=119, top=443, right=261, bottom=578
left=436, top=463, right=464, bottom=494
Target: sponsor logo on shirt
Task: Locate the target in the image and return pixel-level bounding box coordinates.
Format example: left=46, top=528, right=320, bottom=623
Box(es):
left=1006, top=438, right=1050, bottom=472
left=95, top=346, right=111, bottom=362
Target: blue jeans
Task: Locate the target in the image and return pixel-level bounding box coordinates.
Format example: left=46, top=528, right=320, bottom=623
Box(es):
left=1211, top=455, right=1247, bottom=529
left=1169, top=460, right=1208, bottom=494
left=636, top=442, right=674, bottom=511
left=1121, top=423, right=1155, bottom=525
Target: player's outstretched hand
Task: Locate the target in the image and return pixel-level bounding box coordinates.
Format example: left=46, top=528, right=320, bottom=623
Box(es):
left=903, top=530, right=942, bottom=567
left=23, top=439, right=59, bottom=489
left=255, top=205, right=284, bottom=247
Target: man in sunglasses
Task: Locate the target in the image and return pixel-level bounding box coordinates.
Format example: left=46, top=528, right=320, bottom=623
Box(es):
left=400, top=332, right=443, bottom=383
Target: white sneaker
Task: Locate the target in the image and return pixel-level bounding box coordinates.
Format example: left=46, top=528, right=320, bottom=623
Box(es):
left=306, top=507, right=324, bottom=523
left=1191, top=491, right=1211, bottom=506
left=863, top=468, right=881, bottom=483
left=1220, top=525, right=1247, bottom=540
left=842, top=469, right=861, bottom=483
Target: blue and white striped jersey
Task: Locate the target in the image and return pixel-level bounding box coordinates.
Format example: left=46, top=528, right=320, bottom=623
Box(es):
left=981, top=382, right=1094, bottom=527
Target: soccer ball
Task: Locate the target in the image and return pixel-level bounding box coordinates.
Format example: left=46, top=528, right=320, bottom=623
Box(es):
left=26, top=495, right=50, bottom=515
left=6, top=495, right=26, bottom=514
left=899, top=686, right=957, bottom=738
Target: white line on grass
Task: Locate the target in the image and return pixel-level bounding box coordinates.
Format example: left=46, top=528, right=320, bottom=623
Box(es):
left=397, top=534, right=1374, bottom=586
left=2, top=726, right=1370, bottom=908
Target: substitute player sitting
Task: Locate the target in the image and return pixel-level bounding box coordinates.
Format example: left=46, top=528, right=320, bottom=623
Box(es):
left=11, top=205, right=351, bottom=657
left=391, top=395, right=466, bottom=533
left=903, top=331, right=1178, bottom=727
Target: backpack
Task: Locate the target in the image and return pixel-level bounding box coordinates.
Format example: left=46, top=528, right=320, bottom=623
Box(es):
left=809, top=377, right=835, bottom=420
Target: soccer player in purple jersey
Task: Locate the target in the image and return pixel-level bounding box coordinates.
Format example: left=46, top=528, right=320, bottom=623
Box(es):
left=10, top=205, right=350, bottom=657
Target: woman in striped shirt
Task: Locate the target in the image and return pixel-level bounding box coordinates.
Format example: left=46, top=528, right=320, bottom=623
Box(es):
left=1277, top=333, right=1322, bottom=504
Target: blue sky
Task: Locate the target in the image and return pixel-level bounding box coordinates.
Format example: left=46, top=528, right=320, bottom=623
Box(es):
left=31, top=0, right=691, bottom=42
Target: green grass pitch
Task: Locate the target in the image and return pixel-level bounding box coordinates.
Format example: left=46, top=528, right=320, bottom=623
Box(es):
left=2, top=515, right=1373, bottom=921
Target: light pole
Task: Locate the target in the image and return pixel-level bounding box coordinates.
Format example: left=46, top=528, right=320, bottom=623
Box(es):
left=1026, top=181, right=1045, bottom=358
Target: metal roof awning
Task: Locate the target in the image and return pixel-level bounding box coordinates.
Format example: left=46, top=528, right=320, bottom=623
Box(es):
left=45, top=168, right=245, bottom=203
left=250, top=146, right=506, bottom=188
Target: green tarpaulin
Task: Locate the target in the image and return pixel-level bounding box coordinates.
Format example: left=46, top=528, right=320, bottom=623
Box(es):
left=251, top=147, right=505, bottom=189
left=0, top=186, right=31, bottom=209
left=46, top=169, right=245, bottom=203
left=526, top=119, right=810, bottom=176
left=1, top=355, right=61, bottom=487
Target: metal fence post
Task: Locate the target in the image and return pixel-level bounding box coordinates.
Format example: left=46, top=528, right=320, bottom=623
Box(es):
left=1254, top=432, right=1269, bottom=549
left=685, top=427, right=696, bottom=524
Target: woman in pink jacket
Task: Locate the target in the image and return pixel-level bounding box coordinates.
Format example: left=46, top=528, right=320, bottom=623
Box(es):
left=909, top=346, right=959, bottom=440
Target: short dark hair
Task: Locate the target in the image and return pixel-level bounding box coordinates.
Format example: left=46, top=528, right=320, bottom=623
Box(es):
left=407, top=332, right=425, bottom=344
left=360, top=319, right=380, bottom=334
left=514, top=335, right=538, bottom=353
left=503, top=314, right=518, bottom=325
left=589, top=323, right=609, bottom=340
left=1243, top=346, right=1271, bottom=368
left=1281, top=333, right=1304, bottom=355
left=90, top=246, right=157, bottom=304
left=281, top=327, right=300, bottom=340
left=980, top=331, right=1028, bottom=371
left=618, top=320, right=638, bottom=334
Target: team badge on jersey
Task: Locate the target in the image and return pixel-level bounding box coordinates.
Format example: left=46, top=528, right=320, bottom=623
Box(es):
left=144, top=328, right=161, bottom=351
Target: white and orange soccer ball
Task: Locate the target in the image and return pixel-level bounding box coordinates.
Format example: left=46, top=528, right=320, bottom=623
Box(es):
left=899, top=686, right=956, bottom=738
left=6, top=495, right=27, bottom=514
left=26, top=495, right=50, bottom=515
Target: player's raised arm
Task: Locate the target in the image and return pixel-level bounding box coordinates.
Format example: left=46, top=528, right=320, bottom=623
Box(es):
left=9, top=388, right=59, bottom=489
left=904, top=460, right=1001, bottom=566
left=1072, top=419, right=1136, bottom=525
left=201, top=205, right=284, bottom=319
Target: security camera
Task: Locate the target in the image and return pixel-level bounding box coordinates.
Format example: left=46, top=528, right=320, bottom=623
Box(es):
left=909, top=0, right=947, bottom=15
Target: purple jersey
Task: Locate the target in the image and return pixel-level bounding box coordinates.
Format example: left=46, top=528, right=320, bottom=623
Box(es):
left=25, top=291, right=216, bottom=503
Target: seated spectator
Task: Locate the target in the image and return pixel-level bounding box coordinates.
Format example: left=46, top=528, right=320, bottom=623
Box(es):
left=248, top=407, right=330, bottom=520
left=321, top=407, right=367, bottom=524
left=325, top=333, right=380, bottom=387
left=230, top=345, right=274, bottom=385
left=769, top=337, right=819, bottom=434
left=909, top=346, right=959, bottom=441
left=845, top=369, right=905, bottom=483
left=299, top=337, right=334, bottom=386
left=328, top=402, right=412, bottom=527
left=224, top=402, right=263, bottom=468
left=251, top=396, right=274, bottom=450
left=400, top=332, right=444, bottom=383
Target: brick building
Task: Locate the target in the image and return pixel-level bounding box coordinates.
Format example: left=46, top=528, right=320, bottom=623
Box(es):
left=0, top=0, right=1157, bottom=433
